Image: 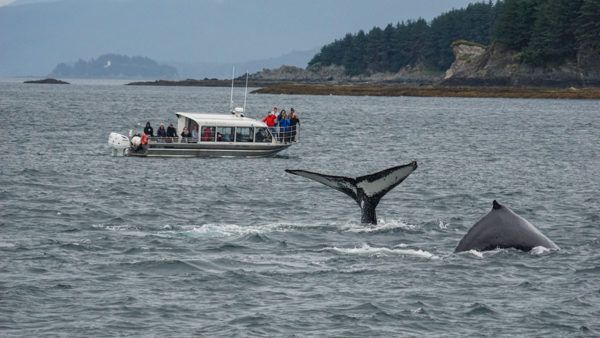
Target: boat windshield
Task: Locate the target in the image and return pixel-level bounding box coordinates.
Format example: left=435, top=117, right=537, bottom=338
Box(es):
left=255, top=127, right=272, bottom=143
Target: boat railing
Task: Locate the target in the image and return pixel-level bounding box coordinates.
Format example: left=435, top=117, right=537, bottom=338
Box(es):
left=272, top=125, right=300, bottom=144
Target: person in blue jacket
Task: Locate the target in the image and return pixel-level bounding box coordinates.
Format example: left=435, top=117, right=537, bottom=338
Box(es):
left=278, top=110, right=291, bottom=142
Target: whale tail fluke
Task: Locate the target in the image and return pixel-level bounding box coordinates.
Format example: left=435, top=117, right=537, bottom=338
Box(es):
left=285, top=161, right=418, bottom=224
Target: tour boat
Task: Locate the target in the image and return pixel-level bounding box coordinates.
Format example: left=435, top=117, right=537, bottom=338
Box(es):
left=108, top=109, right=299, bottom=157
left=108, top=69, right=299, bottom=158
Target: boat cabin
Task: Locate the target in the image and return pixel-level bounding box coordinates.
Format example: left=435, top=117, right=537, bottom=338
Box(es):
left=167, top=112, right=283, bottom=144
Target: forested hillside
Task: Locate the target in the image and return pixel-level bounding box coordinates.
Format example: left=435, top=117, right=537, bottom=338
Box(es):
left=308, top=0, right=600, bottom=76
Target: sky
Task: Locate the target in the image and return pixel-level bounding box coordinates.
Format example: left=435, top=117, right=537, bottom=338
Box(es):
left=0, top=0, right=480, bottom=76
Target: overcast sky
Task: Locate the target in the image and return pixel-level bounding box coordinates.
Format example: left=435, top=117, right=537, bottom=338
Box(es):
left=0, top=0, right=482, bottom=76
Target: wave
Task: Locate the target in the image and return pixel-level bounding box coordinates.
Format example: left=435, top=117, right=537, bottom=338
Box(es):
left=323, top=243, right=438, bottom=259
left=341, top=218, right=418, bottom=233
left=95, top=221, right=328, bottom=238
left=118, top=258, right=224, bottom=275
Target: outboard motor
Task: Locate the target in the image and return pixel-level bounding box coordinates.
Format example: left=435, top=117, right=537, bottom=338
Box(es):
left=108, top=132, right=130, bottom=156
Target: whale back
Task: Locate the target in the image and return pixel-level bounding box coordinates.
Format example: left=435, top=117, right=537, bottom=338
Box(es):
left=455, top=200, right=559, bottom=252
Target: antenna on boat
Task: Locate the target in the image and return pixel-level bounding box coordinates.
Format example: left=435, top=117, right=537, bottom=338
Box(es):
left=243, top=71, right=249, bottom=114
left=229, top=66, right=235, bottom=112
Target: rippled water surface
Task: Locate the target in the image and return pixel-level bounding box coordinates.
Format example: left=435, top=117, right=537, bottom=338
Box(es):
left=1, top=81, right=599, bottom=336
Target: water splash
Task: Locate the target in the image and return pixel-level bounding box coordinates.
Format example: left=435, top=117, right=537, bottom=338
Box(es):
left=342, top=218, right=417, bottom=233
left=325, top=243, right=438, bottom=259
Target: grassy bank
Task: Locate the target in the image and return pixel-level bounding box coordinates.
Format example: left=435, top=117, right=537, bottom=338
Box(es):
left=251, top=83, right=600, bottom=99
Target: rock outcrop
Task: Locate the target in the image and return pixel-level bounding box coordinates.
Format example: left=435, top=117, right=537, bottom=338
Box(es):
left=444, top=41, right=486, bottom=80
left=443, top=41, right=600, bottom=87
left=248, top=65, right=347, bottom=82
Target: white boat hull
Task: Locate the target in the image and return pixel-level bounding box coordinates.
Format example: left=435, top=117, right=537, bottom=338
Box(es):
left=126, top=141, right=291, bottom=158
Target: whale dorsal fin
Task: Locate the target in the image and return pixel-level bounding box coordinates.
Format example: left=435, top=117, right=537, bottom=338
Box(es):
left=492, top=200, right=502, bottom=210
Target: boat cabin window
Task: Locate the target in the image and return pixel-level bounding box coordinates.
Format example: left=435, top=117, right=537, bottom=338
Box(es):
left=255, top=127, right=272, bottom=143
left=200, top=126, right=216, bottom=142
left=235, top=127, right=254, bottom=142
left=216, top=126, right=234, bottom=142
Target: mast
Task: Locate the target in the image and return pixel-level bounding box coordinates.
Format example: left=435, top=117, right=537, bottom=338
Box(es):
left=229, top=66, right=235, bottom=111
left=243, top=71, right=249, bottom=113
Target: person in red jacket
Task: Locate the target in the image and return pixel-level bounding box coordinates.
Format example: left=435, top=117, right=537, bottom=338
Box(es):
left=262, top=110, right=278, bottom=140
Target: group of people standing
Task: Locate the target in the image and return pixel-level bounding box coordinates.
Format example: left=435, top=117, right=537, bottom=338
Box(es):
left=141, top=106, right=300, bottom=144
left=262, top=107, right=300, bottom=143
left=143, top=121, right=193, bottom=142
left=143, top=122, right=178, bottom=138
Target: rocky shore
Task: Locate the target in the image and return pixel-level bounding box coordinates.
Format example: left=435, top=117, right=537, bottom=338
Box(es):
left=126, top=78, right=293, bottom=88
left=126, top=40, right=600, bottom=100
left=252, top=83, right=600, bottom=100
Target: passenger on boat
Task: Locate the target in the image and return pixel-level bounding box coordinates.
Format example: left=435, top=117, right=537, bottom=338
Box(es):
left=191, top=125, right=199, bottom=142
left=166, top=123, right=177, bottom=137
left=279, top=110, right=291, bottom=143
left=262, top=111, right=278, bottom=137
left=143, top=122, right=154, bottom=137
left=289, top=108, right=300, bottom=142
left=166, top=123, right=177, bottom=143
left=157, top=123, right=167, bottom=138
left=180, top=127, right=192, bottom=143
left=201, top=127, right=214, bottom=141
left=140, top=132, right=149, bottom=150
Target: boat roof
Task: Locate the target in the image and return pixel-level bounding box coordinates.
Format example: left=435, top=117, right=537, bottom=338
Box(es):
left=175, top=112, right=267, bottom=128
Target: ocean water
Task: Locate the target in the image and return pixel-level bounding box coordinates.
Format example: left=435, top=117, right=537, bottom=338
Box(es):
left=1, top=81, right=599, bottom=336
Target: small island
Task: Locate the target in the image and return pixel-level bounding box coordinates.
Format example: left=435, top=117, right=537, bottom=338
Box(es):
left=51, top=54, right=178, bottom=79
left=24, top=78, right=69, bottom=84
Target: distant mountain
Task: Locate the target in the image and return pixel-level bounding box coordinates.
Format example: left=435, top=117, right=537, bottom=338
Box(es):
left=172, top=48, right=319, bottom=79
left=50, top=54, right=178, bottom=79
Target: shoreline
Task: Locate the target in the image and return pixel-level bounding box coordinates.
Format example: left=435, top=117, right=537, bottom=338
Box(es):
left=125, top=79, right=600, bottom=99
left=251, top=83, right=600, bottom=100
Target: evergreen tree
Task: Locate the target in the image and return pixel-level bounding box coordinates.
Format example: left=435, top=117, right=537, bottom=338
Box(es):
left=493, top=0, right=541, bottom=50
left=522, top=0, right=583, bottom=65
left=576, top=0, right=600, bottom=54
left=307, top=0, right=595, bottom=74
left=366, top=26, right=387, bottom=73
